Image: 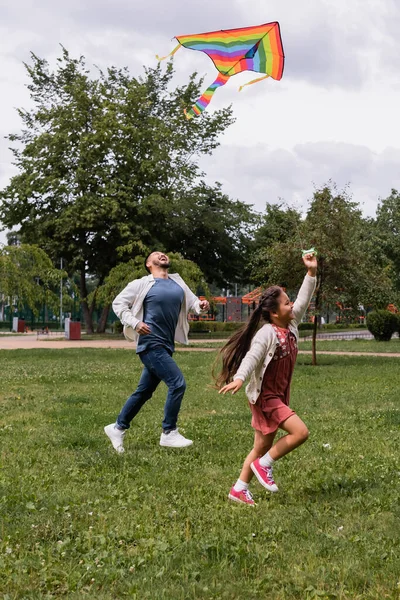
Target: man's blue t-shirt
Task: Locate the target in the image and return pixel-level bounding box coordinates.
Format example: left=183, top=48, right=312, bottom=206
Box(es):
left=136, top=278, right=185, bottom=354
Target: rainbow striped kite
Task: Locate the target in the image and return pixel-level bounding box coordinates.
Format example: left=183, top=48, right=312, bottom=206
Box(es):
left=157, top=22, right=285, bottom=119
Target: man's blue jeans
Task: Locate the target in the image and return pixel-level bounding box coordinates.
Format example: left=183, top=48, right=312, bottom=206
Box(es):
left=116, top=346, right=187, bottom=432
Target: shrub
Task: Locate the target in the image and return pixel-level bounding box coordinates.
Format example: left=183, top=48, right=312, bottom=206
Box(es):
left=189, top=321, right=243, bottom=333
left=395, top=313, right=400, bottom=334
left=113, top=320, right=123, bottom=334
left=298, top=323, right=314, bottom=331
left=366, top=310, right=398, bottom=341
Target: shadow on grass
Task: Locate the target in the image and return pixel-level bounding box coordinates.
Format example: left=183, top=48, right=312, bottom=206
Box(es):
left=300, top=475, right=381, bottom=501
left=368, top=409, right=400, bottom=426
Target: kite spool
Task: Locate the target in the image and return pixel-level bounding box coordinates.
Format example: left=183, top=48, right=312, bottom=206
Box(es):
left=302, top=247, right=317, bottom=257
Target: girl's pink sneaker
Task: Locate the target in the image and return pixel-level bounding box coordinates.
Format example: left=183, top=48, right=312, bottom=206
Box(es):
left=228, top=487, right=255, bottom=506
left=250, top=458, right=279, bottom=492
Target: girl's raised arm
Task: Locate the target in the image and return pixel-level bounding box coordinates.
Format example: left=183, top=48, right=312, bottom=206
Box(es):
left=291, top=254, right=318, bottom=324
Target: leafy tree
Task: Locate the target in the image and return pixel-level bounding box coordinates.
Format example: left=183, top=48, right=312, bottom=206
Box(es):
left=250, top=203, right=301, bottom=285
left=0, top=244, right=64, bottom=318
left=0, top=48, right=236, bottom=333
left=304, top=186, right=394, bottom=363
left=158, top=182, right=257, bottom=287
left=376, top=189, right=400, bottom=294
left=254, top=202, right=301, bottom=249
left=250, top=185, right=395, bottom=365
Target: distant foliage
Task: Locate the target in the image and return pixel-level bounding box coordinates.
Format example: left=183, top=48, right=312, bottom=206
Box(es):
left=366, top=310, right=398, bottom=341
left=189, top=321, right=243, bottom=333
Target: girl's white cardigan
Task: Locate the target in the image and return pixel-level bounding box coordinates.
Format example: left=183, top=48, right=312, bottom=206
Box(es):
left=234, top=274, right=317, bottom=404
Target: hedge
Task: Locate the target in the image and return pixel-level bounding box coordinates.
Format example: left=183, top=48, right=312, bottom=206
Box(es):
left=189, top=321, right=244, bottom=333
left=366, top=310, right=398, bottom=341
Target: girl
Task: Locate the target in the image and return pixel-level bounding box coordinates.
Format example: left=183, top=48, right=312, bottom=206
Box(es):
left=217, top=254, right=317, bottom=505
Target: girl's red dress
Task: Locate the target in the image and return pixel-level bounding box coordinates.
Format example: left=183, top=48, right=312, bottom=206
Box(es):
left=250, top=324, right=298, bottom=435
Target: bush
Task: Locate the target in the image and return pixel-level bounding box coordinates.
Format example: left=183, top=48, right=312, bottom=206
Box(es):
left=366, top=310, right=398, bottom=341
left=0, top=320, right=65, bottom=331
left=189, top=321, right=243, bottom=334
left=112, top=320, right=123, bottom=334
left=298, top=323, right=314, bottom=331
left=298, top=322, right=367, bottom=332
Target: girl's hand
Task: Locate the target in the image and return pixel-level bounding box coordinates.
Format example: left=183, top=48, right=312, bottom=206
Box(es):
left=219, top=379, right=243, bottom=395
left=302, top=253, right=317, bottom=276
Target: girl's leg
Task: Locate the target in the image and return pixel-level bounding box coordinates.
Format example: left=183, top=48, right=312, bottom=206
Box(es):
left=238, top=429, right=277, bottom=483
left=251, top=416, right=309, bottom=492
left=229, top=429, right=277, bottom=505
left=268, top=414, right=309, bottom=461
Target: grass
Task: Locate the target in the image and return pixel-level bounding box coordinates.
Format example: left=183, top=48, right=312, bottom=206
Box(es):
left=1, top=349, right=400, bottom=599
left=299, top=338, right=400, bottom=353
left=183, top=338, right=400, bottom=353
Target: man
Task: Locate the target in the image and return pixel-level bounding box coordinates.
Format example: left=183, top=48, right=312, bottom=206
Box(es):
left=104, top=251, right=210, bottom=453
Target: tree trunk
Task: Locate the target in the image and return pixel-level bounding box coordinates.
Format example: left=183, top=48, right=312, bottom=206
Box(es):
left=79, top=269, right=94, bottom=334
left=312, top=311, right=318, bottom=366
left=312, top=274, right=322, bottom=366
left=97, top=305, right=110, bottom=333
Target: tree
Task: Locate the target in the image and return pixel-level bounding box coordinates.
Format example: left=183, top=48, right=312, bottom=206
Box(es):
left=250, top=185, right=395, bottom=365
left=304, top=186, right=394, bottom=363
left=376, top=189, right=400, bottom=295
left=250, top=203, right=301, bottom=284
left=0, top=48, right=235, bottom=333
left=0, top=244, right=64, bottom=318
left=254, top=202, right=301, bottom=249
left=158, top=182, right=257, bottom=287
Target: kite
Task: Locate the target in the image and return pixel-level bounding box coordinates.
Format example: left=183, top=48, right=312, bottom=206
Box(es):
left=157, top=22, right=285, bottom=119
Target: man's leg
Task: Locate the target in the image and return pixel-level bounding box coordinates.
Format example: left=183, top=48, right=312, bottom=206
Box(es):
left=104, top=356, right=161, bottom=453
left=116, top=361, right=161, bottom=429
left=141, top=347, right=192, bottom=447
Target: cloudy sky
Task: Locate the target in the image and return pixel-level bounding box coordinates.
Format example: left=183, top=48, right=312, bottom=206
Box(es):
left=1, top=0, right=400, bottom=244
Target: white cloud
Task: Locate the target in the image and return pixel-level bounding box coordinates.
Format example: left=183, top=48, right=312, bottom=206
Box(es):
left=1, top=0, right=400, bottom=245
left=201, top=141, right=400, bottom=217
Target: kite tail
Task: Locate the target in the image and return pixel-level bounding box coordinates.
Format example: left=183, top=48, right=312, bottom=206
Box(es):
left=156, top=43, right=181, bottom=62
left=184, top=73, right=230, bottom=119
left=238, top=74, right=270, bottom=92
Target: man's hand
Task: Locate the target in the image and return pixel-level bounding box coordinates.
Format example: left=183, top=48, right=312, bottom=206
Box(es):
left=302, top=253, right=317, bottom=277
left=135, top=321, right=151, bottom=335
left=219, top=379, right=243, bottom=395
left=199, top=300, right=210, bottom=311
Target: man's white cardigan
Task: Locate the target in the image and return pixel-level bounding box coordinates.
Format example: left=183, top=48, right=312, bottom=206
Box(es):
left=234, top=274, right=317, bottom=404
left=112, top=273, right=201, bottom=345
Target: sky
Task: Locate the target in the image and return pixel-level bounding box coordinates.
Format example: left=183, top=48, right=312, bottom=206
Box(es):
left=1, top=0, right=400, bottom=244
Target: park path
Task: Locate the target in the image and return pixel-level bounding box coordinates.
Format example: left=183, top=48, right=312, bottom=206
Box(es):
left=1, top=334, right=400, bottom=357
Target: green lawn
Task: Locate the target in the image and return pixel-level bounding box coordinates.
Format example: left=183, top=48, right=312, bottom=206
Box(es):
left=186, top=338, right=400, bottom=354
left=299, top=338, right=400, bottom=353
left=1, top=349, right=399, bottom=599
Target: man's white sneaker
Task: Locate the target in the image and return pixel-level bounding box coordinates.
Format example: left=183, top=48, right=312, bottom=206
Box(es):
left=160, top=428, right=193, bottom=448
left=104, top=423, right=125, bottom=454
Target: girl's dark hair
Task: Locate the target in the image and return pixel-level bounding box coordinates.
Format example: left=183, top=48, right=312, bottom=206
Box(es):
left=214, top=286, right=283, bottom=388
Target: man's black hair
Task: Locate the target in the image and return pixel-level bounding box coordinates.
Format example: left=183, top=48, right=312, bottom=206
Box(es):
left=144, top=251, right=154, bottom=274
